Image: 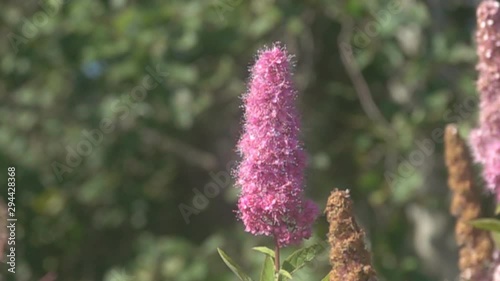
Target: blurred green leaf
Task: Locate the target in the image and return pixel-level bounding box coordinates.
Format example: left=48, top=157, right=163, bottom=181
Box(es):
left=469, top=219, right=500, bottom=233
left=217, top=248, right=254, bottom=281
left=278, top=269, right=292, bottom=280
left=259, top=255, right=274, bottom=281
left=282, top=243, right=324, bottom=274
left=252, top=247, right=275, bottom=259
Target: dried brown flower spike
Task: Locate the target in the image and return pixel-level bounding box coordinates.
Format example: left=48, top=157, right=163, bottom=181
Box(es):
left=325, top=189, right=377, bottom=281
left=445, top=124, right=493, bottom=280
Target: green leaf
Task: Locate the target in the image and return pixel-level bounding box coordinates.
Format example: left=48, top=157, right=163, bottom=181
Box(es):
left=278, top=269, right=292, bottom=280
left=259, top=255, right=275, bottom=281
left=495, top=203, right=500, bottom=215
left=469, top=219, right=500, bottom=233
left=346, top=0, right=364, bottom=17
left=253, top=247, right=276, bottom=259
left=321, top=272, right=330, bottom=281
left=217, top=248, right=254, bottom=281
left=282, top=243, right=326, bottom=274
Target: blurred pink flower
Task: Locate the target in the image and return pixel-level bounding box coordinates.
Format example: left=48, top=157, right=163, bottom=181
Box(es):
left=470, top=0, right=500, bottom=200
left=478, top=251, right=500, bottom=281
left=235, top=43, right=319, bottom=246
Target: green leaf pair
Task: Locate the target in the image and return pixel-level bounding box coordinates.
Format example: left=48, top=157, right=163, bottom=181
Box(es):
left=218, top=242, right=330, bottom=281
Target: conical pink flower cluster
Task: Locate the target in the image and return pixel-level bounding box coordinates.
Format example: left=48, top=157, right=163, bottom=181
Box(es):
left=235, top=43, right=319, bottom=247
left=470, top=0, right=500, bottom=200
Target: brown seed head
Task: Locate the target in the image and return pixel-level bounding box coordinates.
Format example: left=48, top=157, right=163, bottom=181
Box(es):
left=325, top=189, right=377, bottom=281
left=445, top=124, right=493, bottom=280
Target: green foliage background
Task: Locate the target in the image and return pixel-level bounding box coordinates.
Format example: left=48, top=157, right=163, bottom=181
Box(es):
left=0, top=0, right=485, bottom=280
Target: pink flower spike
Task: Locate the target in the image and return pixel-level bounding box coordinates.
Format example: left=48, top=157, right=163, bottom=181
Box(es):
left=470, top=0, right=500, bottom=199
left=234, top=43, right=319, bottom=247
